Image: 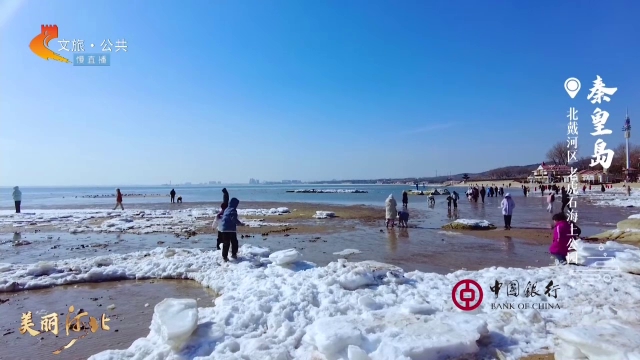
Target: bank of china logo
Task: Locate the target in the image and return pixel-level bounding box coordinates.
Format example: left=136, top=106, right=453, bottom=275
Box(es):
left=29, top=25, right=71, bottom=63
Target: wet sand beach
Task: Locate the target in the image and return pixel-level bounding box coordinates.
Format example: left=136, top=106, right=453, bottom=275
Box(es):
left=0, top=280, right=217, bottom=360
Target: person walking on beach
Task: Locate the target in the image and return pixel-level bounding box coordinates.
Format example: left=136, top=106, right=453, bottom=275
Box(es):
left=446, top=194, right=453, bottom=209
left=560, top=187, right=571, bottom=213
left=12, top=186, right=22, bottom=213
left=402, top=191, right=408, bottom=208
left=170, top=189, right=176, bottom=203
left=218, top=197, right=245, bottom=262
left=501, top=193, right=515, bottom=230
left=601, top=184, right=606, bottom=193
left=546, top=192, right=555, bottom=213
left=480, top=186, right=486, bottom=203
left=549, top=212, right=571, bottom=265
left=385, top=194, right=398, bottom=228
left=113, top=188, right=124, bottom=210
left=452, top=191, right=459, bottom=209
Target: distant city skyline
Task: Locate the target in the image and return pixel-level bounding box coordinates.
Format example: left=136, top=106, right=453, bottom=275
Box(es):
left=1, top=1, right=638, bottom=186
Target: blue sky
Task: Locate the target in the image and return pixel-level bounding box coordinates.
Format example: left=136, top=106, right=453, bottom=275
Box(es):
left=1, top=0, right=639, bottom=186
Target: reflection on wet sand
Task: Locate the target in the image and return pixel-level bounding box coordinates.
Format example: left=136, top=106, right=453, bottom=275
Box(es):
left=398, top=228, right=409, bottom=239
left=386, top=229, right=397, bottom=253
left=503, top=236, right=515, bottom=255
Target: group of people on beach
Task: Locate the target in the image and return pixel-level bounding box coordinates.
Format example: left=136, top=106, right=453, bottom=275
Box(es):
left=465, top=184, right=508, bottom=203
left=385, top=193, right=410, bottom=228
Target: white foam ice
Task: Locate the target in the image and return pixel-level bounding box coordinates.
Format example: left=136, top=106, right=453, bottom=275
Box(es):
left=453, top=219, right=494, bottom=228
left=437, top=231, right=462, bottom=236
left=0, top=242, right=639, bottom=359
left=333, top=249, right=362, bottom=256
left=0, top=207, right=291, bottom=234
left=291, top=189, right=367, bottom=193
left=554, top=320, right=640, bottom=360
left=313, top=211, right=336, bottom=219
left=585, top=188, right=640, bottom=208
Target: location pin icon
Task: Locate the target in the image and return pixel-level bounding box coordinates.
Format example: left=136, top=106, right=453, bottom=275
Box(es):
left=564, top=78, right=581, bottom=99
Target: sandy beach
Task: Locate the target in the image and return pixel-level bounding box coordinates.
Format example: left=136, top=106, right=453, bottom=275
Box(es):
left=1, top=193, right=639, bottom=359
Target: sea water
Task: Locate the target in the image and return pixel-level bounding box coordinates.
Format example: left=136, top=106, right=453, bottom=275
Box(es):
left=0, top=184, right=463, bottom=208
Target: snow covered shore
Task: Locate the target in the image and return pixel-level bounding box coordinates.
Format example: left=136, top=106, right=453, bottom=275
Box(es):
left=1, top=241, right=639, bottom=359
left=0, top=207, right=291, bottom=234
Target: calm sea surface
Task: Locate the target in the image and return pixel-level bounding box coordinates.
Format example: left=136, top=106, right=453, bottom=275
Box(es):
left=0, top=184, right=633, bottom=235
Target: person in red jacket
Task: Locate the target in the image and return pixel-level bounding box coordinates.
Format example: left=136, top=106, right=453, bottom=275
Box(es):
left=113, top=188, right=124, bottom=210
left=550, top=212, right=571, bottom=264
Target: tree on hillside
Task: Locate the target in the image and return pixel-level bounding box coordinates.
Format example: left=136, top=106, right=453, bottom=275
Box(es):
left=546, top=141, right=568, bottom=165
left=603, top=143, right=640, bottom=174
left=462, top=173, right=470, bottom=182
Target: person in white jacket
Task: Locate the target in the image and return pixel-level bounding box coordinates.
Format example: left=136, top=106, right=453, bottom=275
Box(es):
left=385, top=194, right=398, bottom=228
left=12, top=186, right=22, bottom=213
left=500, top=193, right=515, bottom=230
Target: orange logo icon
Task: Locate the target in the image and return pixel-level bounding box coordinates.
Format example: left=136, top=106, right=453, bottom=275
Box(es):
left=30, top=25, right=71, bottom=63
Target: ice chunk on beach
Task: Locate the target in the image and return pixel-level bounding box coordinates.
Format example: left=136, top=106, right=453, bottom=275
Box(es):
left=151, top=298, right=198, bottom=350
left=313, top=211, right=336, bottom=219
left=554, top=321, right=640, bottom=360
left=269, top=249, right=302, bottom=265
left=300, top=312, right=488, bottom=359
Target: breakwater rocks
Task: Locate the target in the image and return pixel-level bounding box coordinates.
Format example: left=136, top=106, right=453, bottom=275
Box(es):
left=285, top=189, right=368, bottom=194
left=77, top=194, right=168, bottom=199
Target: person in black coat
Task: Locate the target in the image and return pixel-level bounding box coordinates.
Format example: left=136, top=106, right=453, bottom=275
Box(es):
left=402, top=191, right=408, bottom=208
left=222, top=188, right=229, bottom=208
left=170, top=189, right=176, bottom=203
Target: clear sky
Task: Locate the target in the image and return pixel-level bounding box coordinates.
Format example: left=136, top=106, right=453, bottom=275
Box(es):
left=1, top=0, right=639, bottom=186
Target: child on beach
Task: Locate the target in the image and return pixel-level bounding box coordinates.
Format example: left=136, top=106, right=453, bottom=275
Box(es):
left=397, top=210, right=409, bottom=228
left=215, top=188, right=231, bottom=250
left=218, top=197, right=245, bottom=262
left=402, top=191, right=408, bottom=208
left=385, top=194, right=397, bottom=228
left=550, top=213, right=571, bottom=265
left=446, top=194, right=453, bottom=209
left=214, top=202, right=228, bottom=250
left=113, top=189, right=124, bottom=210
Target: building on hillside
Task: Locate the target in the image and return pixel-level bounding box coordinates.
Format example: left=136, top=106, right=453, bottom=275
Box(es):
left=568, top=170, right=611, bottom=184
left=528, top=162, right=571, bottom=183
